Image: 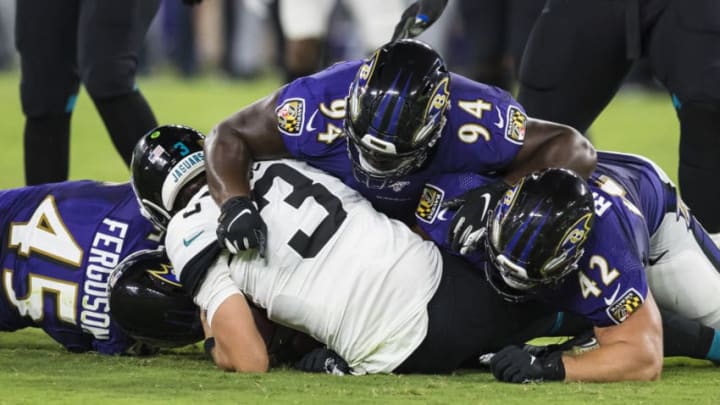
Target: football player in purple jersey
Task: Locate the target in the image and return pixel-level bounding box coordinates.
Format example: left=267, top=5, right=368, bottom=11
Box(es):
left=126, top=124, right=579, bottom=375
left=0, top=180, right=202, bottom=354
left=416, top=151, right=720, bottom=382
left=202, top=39, right=596, bottom=258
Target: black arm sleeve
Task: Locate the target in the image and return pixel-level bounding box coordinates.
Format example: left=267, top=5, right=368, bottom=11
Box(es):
left=179, top=243, right=223, bottom=296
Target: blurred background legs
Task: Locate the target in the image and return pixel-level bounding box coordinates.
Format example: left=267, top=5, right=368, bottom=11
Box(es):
left=0, top=0, right=14, bottom=70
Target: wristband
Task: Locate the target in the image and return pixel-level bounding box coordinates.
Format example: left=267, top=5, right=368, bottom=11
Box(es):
left=544, top=351, right=566, bottom=381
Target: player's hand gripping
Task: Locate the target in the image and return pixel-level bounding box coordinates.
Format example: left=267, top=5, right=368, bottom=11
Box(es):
left=490, top=345, right=565, bottom=383
left=216, top=196, right=267, bottom=257
left=295, top=347, right=350, bottom=375
left=446, top=180, right=509, bottom=255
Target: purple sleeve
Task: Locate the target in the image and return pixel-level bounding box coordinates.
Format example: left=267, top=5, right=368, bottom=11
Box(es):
left=415, top=172, right=498, bottom=266
left=442, top=74, right=527, bottom=172
left=275, top=81, right=310, bottom=157
left=0, top=182, right=157, bottom=355
left=552, top=195, right=650, bottom=327
left=275, top=61, right=362, bottom=159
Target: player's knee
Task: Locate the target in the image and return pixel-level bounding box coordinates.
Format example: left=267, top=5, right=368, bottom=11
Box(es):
left=20, top=74, right=80, bottom=118
left=677, top=101, right=720, bottom=168
left=81, top=58, right=137, bottom=100
left=21, top=90, right=76, bottom=119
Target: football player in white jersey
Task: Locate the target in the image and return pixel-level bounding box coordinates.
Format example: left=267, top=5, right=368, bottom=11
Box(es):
left=128, top=125, right=561, bottom=374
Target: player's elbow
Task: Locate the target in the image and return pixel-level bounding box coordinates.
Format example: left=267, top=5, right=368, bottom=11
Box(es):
left=216, top=352, right=269, bottom=373
left=552, top=124, right=596, bottom=178
left=214, top=355, right=235, bottom=372
left=233, top=357, right=269, bottom=373
left=633, top=294, right=664, bottom=381
left=211, top=340, right=270, bottom=373
left=232, top=344, right=270, bottom=373
left=209, top=120, right=247, bottom=154
left=570, top=131, right=597, bottom=178
left=632, top=354, right=662, bottom=381
left=636, top=336, right=663, bottom=381
left=515, top=119, right=597, bottom=181
left=615, top=331, right=663, bottom=381
left=642, top=359, right=663, bottom=381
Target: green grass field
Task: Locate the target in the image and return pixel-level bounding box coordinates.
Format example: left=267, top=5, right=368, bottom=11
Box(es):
left=0, top=70, right=717, bottom=404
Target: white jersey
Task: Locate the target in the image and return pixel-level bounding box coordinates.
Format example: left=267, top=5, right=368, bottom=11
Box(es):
left=165, top=159, right=443, bottom=374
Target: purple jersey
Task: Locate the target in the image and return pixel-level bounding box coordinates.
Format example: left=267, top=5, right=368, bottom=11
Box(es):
left=592, top=151, right=679, bottom=235
left=0, top=181, right=161, bottom=354
left=417, top=153, right=656, bottom=327
left=275, top=60, right=527, bottom=224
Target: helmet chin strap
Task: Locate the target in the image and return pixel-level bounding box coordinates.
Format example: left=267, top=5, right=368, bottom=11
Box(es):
left=357, top=152, right=396, bottom=176
left=500, top=271, right=535, bottom=291
left=494, top=253, right=537, bottom=291
left=350, top=164, right=390, bottom=190
left=139, top=198, right=171, bottom=230
left=353, top=149, right=428, bottom=190
left=484, top=262, right=531, bottom=303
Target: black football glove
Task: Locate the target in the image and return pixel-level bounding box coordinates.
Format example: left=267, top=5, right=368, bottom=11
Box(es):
left=446, top=180, right=509, bottom=255
left=216, top=196, right=267, bottom=257
left=490, top=345, right=565, bottom=383
left=391, top=0, right=449, bottom=41
left=294, top=347, right=350, bottom=376
left=181, top=0, right=203, bottom=6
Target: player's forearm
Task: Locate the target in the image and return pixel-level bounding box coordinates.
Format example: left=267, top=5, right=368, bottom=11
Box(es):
left=208, top=340, right=233, bottom=371
left=205, top=123, right=253, bottom=205
left=562, top=336, right=662, bottom=382
left=541, top=124, right=596, bottom=179
left=205, top=92, right=288, bottom=206
left=217, top=338, right=269, bottom=373
left=207, top=339, right=269, bottom=373
left=507, top=121, right=597, bottom=182
left=210, top=294, right=270, bottom=373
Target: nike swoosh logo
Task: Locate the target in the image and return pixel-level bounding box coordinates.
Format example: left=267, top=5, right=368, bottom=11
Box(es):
left=227, top=208, right=253, bottom=230
left=648, top=250, right=669, bottom=266
left=305, top=109, right=319, bottom=132
left=478, top=192, right=492, bottom=220
left=603, top=284, right=622, bottom=306
left=493, top=106, right=504, bottom=128
left=437, top=207, right=450, bottom=221
left=183, top=231, right=204, bottom=247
